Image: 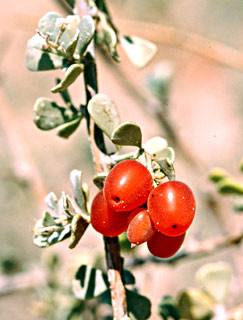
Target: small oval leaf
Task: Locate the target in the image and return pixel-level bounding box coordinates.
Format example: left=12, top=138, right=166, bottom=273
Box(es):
left=77, top=15, right=95, bottom=56
left=121, top=35, right=157, bottom=68
left=57, top=116, right=82, bottom=139
left=70, top=170, right=87, bottom=212
left=69, top=213, right=89, bottom=249
left=217, top=177, right=243, bottom=195
left=111, top=122, right=142, bottom=148
left=88, top=94, right=120, bottom=138
left=52, top=64, right=84, bottom=93
left=143, top=136, right=168, bottom=155
left=33, top=98, right=67, bottom=130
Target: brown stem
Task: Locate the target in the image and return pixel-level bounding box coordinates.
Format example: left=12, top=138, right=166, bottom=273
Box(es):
left=104, top=236, right=128, bottom=320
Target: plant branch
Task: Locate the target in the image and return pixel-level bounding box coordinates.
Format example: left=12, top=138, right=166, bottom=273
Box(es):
left=76, top=1, right=129, bottom=318
left=128, top=231, right=243, bottom=267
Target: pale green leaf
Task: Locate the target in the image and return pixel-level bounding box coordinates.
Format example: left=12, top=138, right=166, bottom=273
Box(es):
left=88, top=94, right=120, bottom=138
left=208, top=167, right=229, bottom=183
left=121, top=35, right=157, bottom=68
left=143, top=136, right=168, bottom=155
left=70, top=170, right=87, bottom=212
left=77, top=15, right=95, bottom=56
left=196, top=262, right=231, bottom=304
left=42, top=210, right=56, bottom=227
left=178, top=288, right=214, bottom=320
left=45, top=192, right=59, bottom=213
left=217, top=177, right=243, bottom=195
left=111, top=122, right=142, bottom=148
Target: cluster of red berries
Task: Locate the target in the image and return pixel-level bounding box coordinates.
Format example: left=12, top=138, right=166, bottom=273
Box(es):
left=91, top=160, right=196, bottom=258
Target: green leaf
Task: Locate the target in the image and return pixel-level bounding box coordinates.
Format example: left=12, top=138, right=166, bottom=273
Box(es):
left=196, top=262, right=231, bottom=304
left=93, top=172, right=108, bottom=189
left=144, top=136, right=168, bottom=156
left=51, top=64, right=84, bottom=93
left=126, top=289, right=151, bottom=320
left=66, top=30, right=80, bottom=58
left=123, top=269, right=136, bottom=285
left=101, top=18, right=120, bottom=62
left=208, top=167, right=229, bottom=183
left=66, top=0, right=75, bottom=8
left=178, top=288, right=214, bottom=320
left=121, top=35, right=157, bottom=68
left=26, top=35, right=67, bottom=71
left=69, top=213, right=89, bottom=249
left=45, top=192, right=59, bottom=214
left=111, top=122, right=142, bottom=148
left=88, top=94, right=120, bottom=138
left=77, top=15, right=95, bottom=56
left=33, top=97, right=73, bottom=130
left=42, top=210, right=56, bottom=227
left=70, top=170, right=87, bottom=212
left=158, top=295, right=180, bottom=320
left=57, top=116, right=82, bottom=138
left=73, top=265, right=109, bottom=299
left=217, top=177, right=243, bottom=195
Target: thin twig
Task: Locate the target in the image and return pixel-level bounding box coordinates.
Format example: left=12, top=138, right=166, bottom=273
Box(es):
left=128, top=232, right=243, bottom=267
left=115, top=18, right=243, bottom=72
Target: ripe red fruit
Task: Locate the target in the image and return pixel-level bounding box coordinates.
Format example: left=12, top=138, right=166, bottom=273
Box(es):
left=91, top=191, right=129, bottom=237
left=104, top=160, right=153, bottom=212
left=148, top=181, right=196, bottom=237
left=127, top=209, right=155, bottom=245
left=147, top=231, right=185, bottom=258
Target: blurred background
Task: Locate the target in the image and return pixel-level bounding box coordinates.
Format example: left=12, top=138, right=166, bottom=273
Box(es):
left=0, top=0, right=242, bottom=319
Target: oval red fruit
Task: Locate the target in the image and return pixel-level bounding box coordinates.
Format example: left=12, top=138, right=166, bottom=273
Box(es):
left=127, top=210, right=155, bottom=245
left=147, top=231, right=185, bottom=258
left=91, top=191, right=129, bottom=237
left=104, top=160, right=153, bottom=212
left=148, top=181, right=196, bottom=236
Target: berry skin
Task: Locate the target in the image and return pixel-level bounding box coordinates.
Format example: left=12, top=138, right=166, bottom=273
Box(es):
left=104, top=160, right=153, bottom=212
left=148, top=181, right=196, bottom=237
left=127, top=209, right=155, bottom=245
left=147, top=231, right=185, bottom=258
left=91, top=191, right=129, bottom=237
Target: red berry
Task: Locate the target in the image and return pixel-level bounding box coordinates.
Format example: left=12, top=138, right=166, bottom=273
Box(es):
left=148, top=181, right=196, bottom=236
left=104, top=160, right=153, bottom=212
left=127, top=209, right=155, bottom=245
left=91, top=191, right=129, bottom=237
left=147, top=231, right=185, bottom=258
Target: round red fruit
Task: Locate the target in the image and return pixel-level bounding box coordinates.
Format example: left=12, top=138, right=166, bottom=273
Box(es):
left=104, top=160, right=153, bottom=212
left=148, top=181, right=196, bottom=236
left=127, top=209, right=155, bottom=245
left=91, top=190, right=129, bottom=237
left=147, top=231, right=185, bottom=258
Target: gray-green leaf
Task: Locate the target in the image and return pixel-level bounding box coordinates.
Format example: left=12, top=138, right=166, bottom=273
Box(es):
left=33, top=97, right=72, bottom=130
left=121, top=35, right=157, bottom=68
left=45, top=192, right=59, bottom=214
left=69, top=213, right=89, bottom=249
left=26, top=35, right=67, bottom=71
left=111, top=122, right=142, bottom=148
left=70, top=170, right=87, bottom=212
left=77, top=15, right=95, bottom=56
left=88, top=94, right=120, bottom=138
